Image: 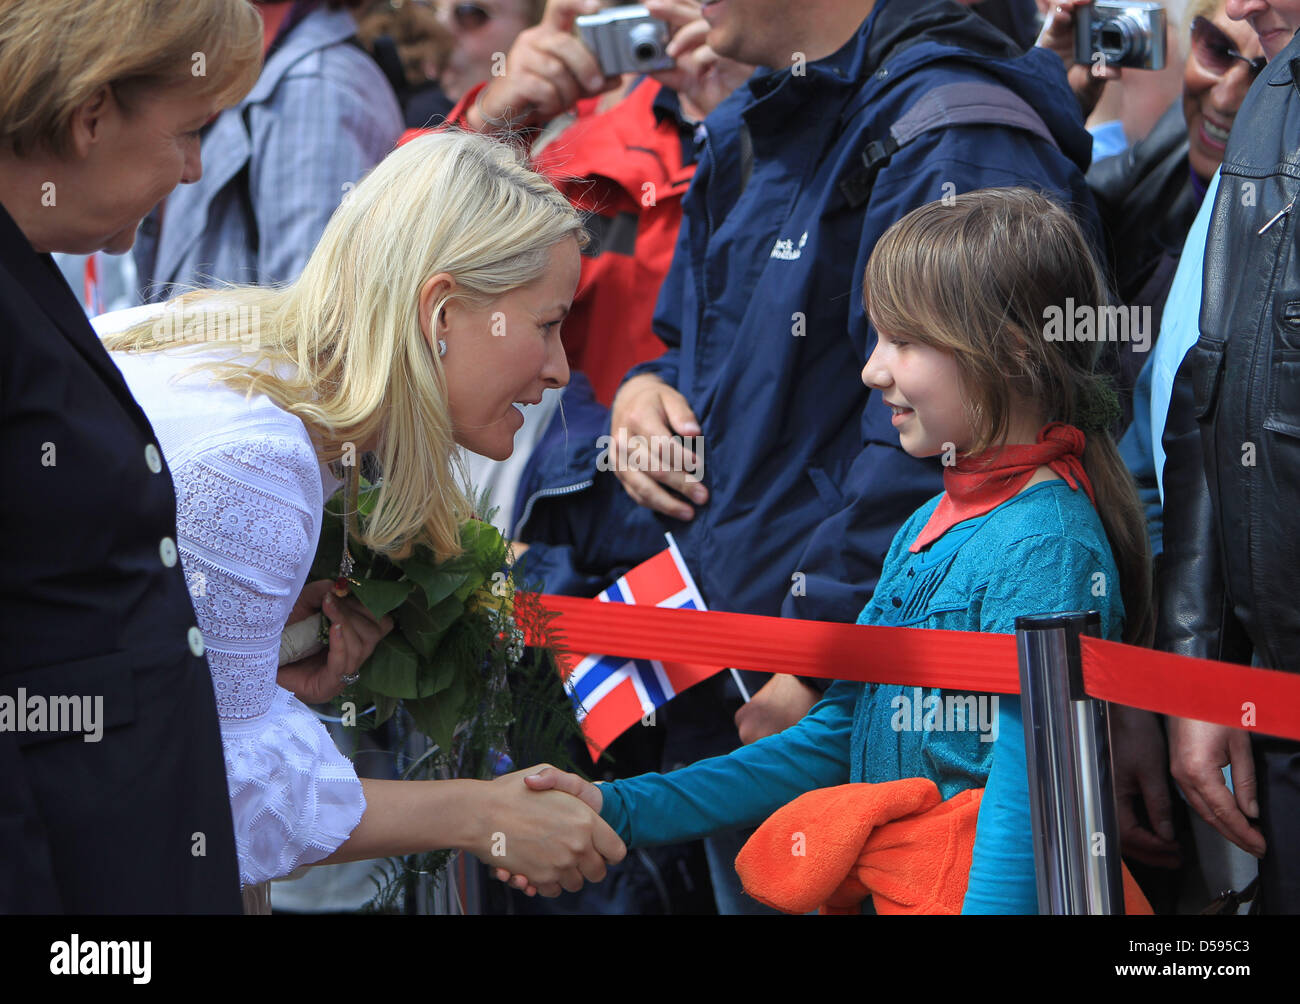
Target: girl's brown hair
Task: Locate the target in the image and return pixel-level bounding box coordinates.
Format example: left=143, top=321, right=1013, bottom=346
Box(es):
left=864, top=187, right=1153, bottom=646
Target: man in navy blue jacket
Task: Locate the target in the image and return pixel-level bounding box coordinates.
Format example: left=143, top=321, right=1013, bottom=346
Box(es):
left=519, top=0, right=1099, bottom=911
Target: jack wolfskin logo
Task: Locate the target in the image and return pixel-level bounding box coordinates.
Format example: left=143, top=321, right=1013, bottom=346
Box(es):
left=770, top=231, right=808, bottom=260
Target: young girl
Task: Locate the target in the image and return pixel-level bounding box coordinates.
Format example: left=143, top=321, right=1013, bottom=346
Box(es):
left=507, top=186, right=1154, bottom=913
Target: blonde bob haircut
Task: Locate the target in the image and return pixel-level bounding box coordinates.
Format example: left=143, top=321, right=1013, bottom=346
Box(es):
left=0, top=0, right=262, bottom=157
left=105, top=129, right=589, bottom=562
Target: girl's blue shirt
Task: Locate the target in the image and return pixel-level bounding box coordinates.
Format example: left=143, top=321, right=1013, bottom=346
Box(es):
left=597, top=479, right=1125, bottom=913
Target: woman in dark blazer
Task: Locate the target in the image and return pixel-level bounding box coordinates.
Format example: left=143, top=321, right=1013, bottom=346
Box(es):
left=0, top=0, right=262, bottom=913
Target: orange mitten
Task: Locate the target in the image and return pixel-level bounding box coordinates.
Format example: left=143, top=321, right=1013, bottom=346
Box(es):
left=737, top=779, right=1155, bottom=915
left=735, top=779, right=951, bottom=914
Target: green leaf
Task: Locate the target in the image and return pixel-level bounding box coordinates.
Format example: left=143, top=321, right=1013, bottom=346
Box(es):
left=357, top=483, right=380, bottom=517
left=362, top=634, right=421, bottom=698
left=405, top=677, right=467, bottom=753
left=417, top=657, right=456, bottom=698
left=372, top=693, right=399, bottom=727
left=424, top=595, right=465, bottom=635
left=349, top=578, right=414, bottom=618
left=401, top=625, right=445, bottom=662
left=453, top=575, right=481, bottom=603
left=400, top=558, right=468, bottom=609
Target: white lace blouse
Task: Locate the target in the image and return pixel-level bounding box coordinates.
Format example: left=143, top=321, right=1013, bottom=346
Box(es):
left=97, top=317, right=366, bottom=886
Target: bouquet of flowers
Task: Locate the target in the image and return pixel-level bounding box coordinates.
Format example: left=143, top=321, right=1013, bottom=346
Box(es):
left=295, top=474, right=583, bottom=908
left=303, top=476, right=579, bottom=763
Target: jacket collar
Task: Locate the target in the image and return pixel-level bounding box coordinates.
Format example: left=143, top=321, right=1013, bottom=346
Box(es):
left=0, top=201, right=146, bottom=425
left=1262, top=27, right=1300, bottom=89
left=736, top=0, right=1030, bottom=129
left=246, top=5, right=360, bottom=104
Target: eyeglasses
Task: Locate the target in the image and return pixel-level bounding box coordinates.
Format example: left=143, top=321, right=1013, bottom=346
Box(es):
left=1190, top=17, right=1268, bottom=80
left=441, top=1, right=492, bottom=30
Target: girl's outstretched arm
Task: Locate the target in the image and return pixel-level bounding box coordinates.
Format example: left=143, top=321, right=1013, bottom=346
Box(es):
left=587, top=681, right=857, bottom=848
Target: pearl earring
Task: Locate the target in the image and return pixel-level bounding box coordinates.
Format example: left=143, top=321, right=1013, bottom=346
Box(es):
left=438, top=339, right=447, bottom=358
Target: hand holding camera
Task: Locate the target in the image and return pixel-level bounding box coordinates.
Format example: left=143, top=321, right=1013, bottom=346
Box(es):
left=1073, top=1, right=1167, bottom=71
left=468, top=0, right=751, bottom=134
left=1038, top=0, right=1124, bottom=119
left=639, top=0, right=756, bottom=121
left=468, top=0, right=622, bottom=133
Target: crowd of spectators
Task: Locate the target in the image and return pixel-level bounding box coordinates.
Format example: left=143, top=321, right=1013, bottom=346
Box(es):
left=6, top=0, right=1300, bottom=915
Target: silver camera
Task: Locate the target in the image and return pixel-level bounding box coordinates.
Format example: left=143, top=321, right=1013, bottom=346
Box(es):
left=576, top=4, right=674, bottom=76
left=1074, top=2, right=1167, bottom=70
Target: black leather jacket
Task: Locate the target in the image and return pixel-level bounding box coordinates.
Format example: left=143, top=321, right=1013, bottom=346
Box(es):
left=1088, top=100, right=1200, bottom=308
left=1159, top=34, right=1300, bottom=672
left=1088, top=100, right=1202, bottom=426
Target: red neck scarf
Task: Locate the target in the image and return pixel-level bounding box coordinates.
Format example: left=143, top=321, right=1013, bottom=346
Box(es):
left=909, top=422, right=1096, bottom=553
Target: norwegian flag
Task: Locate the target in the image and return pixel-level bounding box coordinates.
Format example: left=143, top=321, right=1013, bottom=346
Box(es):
left=562, top=534, right=724, bottom=761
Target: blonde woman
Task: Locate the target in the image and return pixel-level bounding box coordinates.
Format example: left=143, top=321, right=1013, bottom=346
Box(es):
left=0, top=0, right=262, bottom=914
left=99, top=129, right=625, bottom=900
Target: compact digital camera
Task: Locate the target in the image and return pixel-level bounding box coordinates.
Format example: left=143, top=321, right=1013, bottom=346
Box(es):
left=576, top=4, right=674, bottom=76
left=1074, top=1, right=1167, bottom=70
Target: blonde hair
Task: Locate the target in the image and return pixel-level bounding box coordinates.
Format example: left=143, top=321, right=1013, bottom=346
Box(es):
left=105, top=129, right=588, bottom=561
left=864, top=187, right=1154, bottom=647
left=0, top=0, right=262, bottom=157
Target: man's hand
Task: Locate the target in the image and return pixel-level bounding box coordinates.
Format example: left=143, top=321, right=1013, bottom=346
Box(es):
left=1168, top=716, right=1265, bottom=857
left=468, top=0, right=620, bottom=133
left=608, top=373, right=707, bottom=520
left=485, top=766, right=611, bottom=897
left=644, top=0, right=755, bottom=120
left=735, top=673, right=819, bottom=745
left=277, top=579, right=394, bottom=704
left=1110, top=705, right=1181, bottom=868
left=475, top=765, right=624, bottom=897
left=1036, top=0, right=1119, bottom=119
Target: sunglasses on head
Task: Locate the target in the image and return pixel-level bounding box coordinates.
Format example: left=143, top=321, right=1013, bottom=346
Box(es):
left=1190, top=16, right=1268, bottom=80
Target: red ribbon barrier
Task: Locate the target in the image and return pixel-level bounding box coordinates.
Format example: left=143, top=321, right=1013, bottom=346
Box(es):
left=525, top=594, right=1300, bottom=742
left=1080, top=637, right=1300, bottom=742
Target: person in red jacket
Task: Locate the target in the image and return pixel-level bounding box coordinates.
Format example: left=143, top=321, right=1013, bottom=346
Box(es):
left=402, top=0, right=751, bottom=406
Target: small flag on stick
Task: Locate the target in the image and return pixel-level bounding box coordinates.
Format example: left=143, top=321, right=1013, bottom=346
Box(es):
left=561, top=534, right=725, bottom=760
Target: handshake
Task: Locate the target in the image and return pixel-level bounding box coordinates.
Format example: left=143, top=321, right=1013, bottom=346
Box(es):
left=477, top=765, right=621, bottom=898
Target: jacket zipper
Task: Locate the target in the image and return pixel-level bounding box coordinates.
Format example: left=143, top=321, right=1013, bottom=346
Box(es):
left=1259, top=198, right=1294, bottom=235
left=512, top=479, right=594, bottom=539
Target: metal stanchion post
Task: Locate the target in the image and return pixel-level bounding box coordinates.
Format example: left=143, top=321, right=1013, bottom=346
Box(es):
left=1015, top=611, right=1123, bottom=915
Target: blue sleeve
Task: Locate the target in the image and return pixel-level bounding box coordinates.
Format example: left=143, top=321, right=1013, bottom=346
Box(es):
left=622, top=204, right=687, bottom=389
left=248, top=46, right=403, bottom=285
left=781, top=124, right=1094, bottom=624
left=511, top=540, right=620, bottom=597
left=962, top=699, right=1037, bottom=914
left=1150, top=169, right=1218, bottom=500
left=598, top=681, right=858, bottom=847
left=1118, top=357, right=1163, bottom=556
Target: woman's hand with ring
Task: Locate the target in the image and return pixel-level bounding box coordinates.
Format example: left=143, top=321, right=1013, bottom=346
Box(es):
left=277, top=579, right=395, bottom=702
